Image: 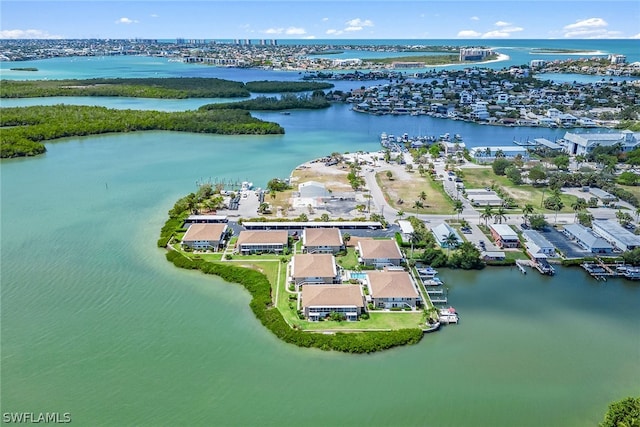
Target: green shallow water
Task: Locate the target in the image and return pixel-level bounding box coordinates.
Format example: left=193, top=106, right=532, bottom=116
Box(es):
left=2, top=131, right=638, bottom=426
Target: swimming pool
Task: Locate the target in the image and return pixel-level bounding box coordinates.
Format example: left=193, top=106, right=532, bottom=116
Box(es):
left=349, top=272, right=367, bottom=280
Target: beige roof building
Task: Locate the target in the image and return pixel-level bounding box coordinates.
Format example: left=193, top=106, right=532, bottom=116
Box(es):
left=302, top=228, right=344, bottom=253
left=366, top=270, right=419, bottom=298
left=357, top=239, right=403, bottom=266
left=181, top=223, right=228, bottom=250
left=290, top=254, right=339, bottom=288
left=236, top=230, right=288, bottom=254
left=302, top=285, right=365, bottom=321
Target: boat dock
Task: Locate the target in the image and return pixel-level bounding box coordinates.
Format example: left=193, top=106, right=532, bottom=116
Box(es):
left=515, top=259, right=528, bottom=274
left=580, top=259, right=640, bottom=281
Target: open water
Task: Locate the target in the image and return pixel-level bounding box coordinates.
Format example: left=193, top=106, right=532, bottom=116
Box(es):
left=1, top=40, right=639, bottom=426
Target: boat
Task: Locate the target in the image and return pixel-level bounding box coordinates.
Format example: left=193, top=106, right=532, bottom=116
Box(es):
left=417, top=266, right=438, bottom=278
left=438, top=307, right=459, bottom=324
left=241, top=181, right=253, bottom=191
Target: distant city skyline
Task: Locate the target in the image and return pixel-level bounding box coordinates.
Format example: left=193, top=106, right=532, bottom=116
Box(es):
left=1, top=1, right=639, bottom=40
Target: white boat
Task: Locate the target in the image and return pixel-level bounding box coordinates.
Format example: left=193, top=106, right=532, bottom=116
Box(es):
left=439, top=307, right=459, bottom=324
left=417, top=267, right=438, bottom=278
left=241, top=181, right=253, bottom=191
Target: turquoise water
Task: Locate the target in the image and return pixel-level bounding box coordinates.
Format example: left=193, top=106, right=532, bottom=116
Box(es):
left=1, top=46, right=640, bottom=426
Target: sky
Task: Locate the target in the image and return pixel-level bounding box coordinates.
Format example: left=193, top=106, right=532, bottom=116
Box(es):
left=1, top=0, right=639, bottom=40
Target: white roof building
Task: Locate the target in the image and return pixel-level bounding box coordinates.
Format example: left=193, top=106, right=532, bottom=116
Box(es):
left=563, top=130, right=640, bottom=156
left=592, top=219, right=640, bottom=252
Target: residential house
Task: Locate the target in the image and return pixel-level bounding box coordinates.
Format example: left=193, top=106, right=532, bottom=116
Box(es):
left=181, top=223, right=228, bottom=251
left=235, top=230, right=289, bottom=255
left=301, top=285, right=365, bottom=321
left=562, top=223, right=613, bottom=253
left=489, top=224, right=520, bottom=248
left=522, top=230, right=556, bottom=257
left=592, top=219, right=640, bottom=252
left=431, top=222, right=462, bottom=248
left=302, top=228, right=344, bottom=254
left=366, top=270, right=420, bottom=310
left=357, top=239, right=404, bottom=268
left=290, top=254, right=340, bottom=290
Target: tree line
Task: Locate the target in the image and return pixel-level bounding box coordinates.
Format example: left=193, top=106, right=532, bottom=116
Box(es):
left=200, top=93, right=330, bottom=111
left=0, top=78, right=334, bottom=99
left=0, top=104, right=284, bottom=158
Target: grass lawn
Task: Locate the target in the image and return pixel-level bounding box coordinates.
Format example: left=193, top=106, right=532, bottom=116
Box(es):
left=297, top=311, right=426, bottom=331
left=336, top=247, right=359, bottom=270
left=461, top=167, right=577, bottom=213
left=376, top=171, right=453, bottom=214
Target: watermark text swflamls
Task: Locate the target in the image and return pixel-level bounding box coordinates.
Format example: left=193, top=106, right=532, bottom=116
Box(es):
left=2, top=412, right=71, bottom=424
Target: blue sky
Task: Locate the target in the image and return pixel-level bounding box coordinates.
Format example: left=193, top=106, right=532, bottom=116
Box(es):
left=1, top=1, right=639, bottom=40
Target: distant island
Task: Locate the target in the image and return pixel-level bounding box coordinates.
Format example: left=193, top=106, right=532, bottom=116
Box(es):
left=9, top=67, right=38, bottom=71
left=0, top=78, right=334, bottom=99
left=0, top=104, right=284, bottom=158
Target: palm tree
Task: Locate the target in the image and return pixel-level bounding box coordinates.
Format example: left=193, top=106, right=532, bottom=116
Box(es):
left=413, top=200, right=424, bottom=215
left=571, top=198, right=587, bottom=222
left=343, top=232, right=351, bottom=247
left=636, top=206, right=640, bottom=222
left=484, top=147, right=492, bottom=158
left=444, top=232, right=460, bottom=257
left=419, top=191, right=427, bottom=205
left=397, top=210, right=405, bottom=220
left=523, top=203, right=534, bottom=226
left=495, top=148, right=505, bottom=158
left=408, top=231, right=421, bottom=259
left=453, top=200, right=464, bottom=221
left=481, top=205, right=494, bottom=226
left=494, top=206, right=507, bottom=224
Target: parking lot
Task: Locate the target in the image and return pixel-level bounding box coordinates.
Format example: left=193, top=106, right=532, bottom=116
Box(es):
left=539, top=227, right=592, bottom=258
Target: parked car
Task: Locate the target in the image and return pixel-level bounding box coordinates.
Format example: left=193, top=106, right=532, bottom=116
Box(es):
left=520, top=223, right=530, bottom=230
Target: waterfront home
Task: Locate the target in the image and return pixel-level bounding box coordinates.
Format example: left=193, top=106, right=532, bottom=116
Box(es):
left=366, top=270, right=420, bottom=310
left=489, top=224, right=520, bottom=249
left=235, top=230, right=289, bottom=255
left=289, top=254, right=340, bottom=290
left=563, top=130, right=640, bottom=156
left=481, top=251, right=506, bottom=261
left=591, top=220, right=640, bottom=252
left=522, top=230, right=556, bottom=257
left=181, top=223, right=228, bottom=251
left=302, top=228, right=344, bottom=254
left=357, top=239, right=404, bottom=268
left=431, top=222, right=462, bottom=249
left=301, top=285, right=365, bottom=321
left=562, top=223, right=613, bottom=253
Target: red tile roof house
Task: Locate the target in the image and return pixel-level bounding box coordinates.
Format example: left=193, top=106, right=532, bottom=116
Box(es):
left=302, top=228, right=344, bottom=254
left=366, top=270, right=421, bottom=310
left=235, top=230, right=289, bottom=255
left=289, top=254, right=340, bottom=291
left=356, top=239, right=404, bottom=268
left=489, top=224, right=520, bottom=249
left=181, top=223, right=229, bottom=251
left=301, top=285, right=365, bottom=321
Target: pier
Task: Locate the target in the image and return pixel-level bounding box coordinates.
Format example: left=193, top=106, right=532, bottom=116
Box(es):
left=579, top=258, right=640, bottom=281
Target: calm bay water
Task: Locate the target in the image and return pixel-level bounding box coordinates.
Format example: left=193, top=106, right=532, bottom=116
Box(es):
left=1, top=41, right=639, bottom=426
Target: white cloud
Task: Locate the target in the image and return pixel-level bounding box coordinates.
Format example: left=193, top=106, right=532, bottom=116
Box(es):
left=264, top=28, right=283, bottom=35
left=150, top=14, right=159, bottom=18
left=561, top=18, right=621, bottom=38
left=470, top=16, right=480, bottom=21
left=326, top=18, right=373, bottom=35
left=346, top=18, right=373, bottom=28
left=322, top=17, right=329, bottom=22
left=482, top=30, right=511, bottom=38
left=481, top=23, right=523, bottom=38
left=0, top=29, right=63, bottom=39
left=457, top=30, right=481, bottom=37
left=632, top=33, right=640, bottom=39
left=564, top=17, right=607, bottom=30
left=303, top=35, right=317, bottom=39
left=285, top=27, right=306, bottom=35
left=115, top=17, right=138, bottom=24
